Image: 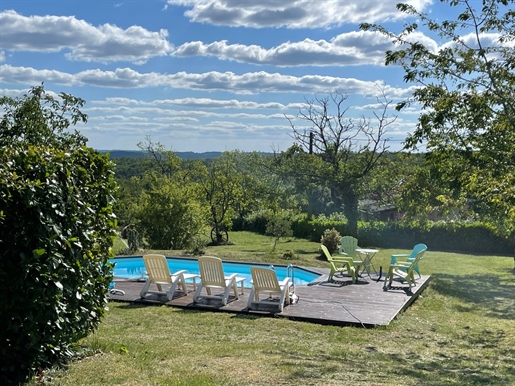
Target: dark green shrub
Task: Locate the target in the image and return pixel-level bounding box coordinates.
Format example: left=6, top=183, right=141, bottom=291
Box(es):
left=121, top=224, right=140, bottom=254
left=0, top=86, right=117, bottom=384
left=282, top=250, right=296, bottom=259
left=237, top=210, right=269, bottom=233
left=290, top=216, right=351, bottom=242
left=189, top=236, right=207, bottom=256
left=320, top=228, right=342, bottom=255
left=291, top=215, right=314, bottom=239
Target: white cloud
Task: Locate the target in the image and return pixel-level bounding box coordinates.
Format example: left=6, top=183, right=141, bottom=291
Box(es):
left=152, top=116, right=200, bottom=122
left=96, top=96, right=290, bottom=110
left=0, top=64, right=416, bottom=97
left=173, top=31, right=394, bottom=66
left=0, top=65, right=76, bottom=85
left=0, top=10, right=173, bottom=63
left=0, top=87, right=26, bottom=98
left=166, top=0, right=433, bottom=28
left=86, top=105, right=287, bottom=121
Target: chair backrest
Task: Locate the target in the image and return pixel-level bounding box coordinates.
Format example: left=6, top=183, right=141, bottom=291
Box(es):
left=339, top=236, right=359, bottom=258
left=250, top=267, right=281, bottom=292
left=320, top=245, right=332, bottom=261
left=143, top=254, right=172, bottom=284
left=406, top=247, right=427, bottom=272
left=198, top=256, right=226, bottom=286
left=409, top=244, right=427, bottom=262
left=321, top=245, right=340, bottom=270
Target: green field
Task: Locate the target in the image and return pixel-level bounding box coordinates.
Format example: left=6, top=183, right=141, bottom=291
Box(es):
left=29, top=232, right=515, bottom=385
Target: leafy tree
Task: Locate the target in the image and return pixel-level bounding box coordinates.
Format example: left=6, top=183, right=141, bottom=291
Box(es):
left=113, top=156, right=158, bottom=179
left=137, top=136, right=182, bottom=178
left=265, top=212, right=294, bottom=251
left=237, top=152, right=304, bottom=218
left=278, top=91, right=396, bottom=236
left=0, top=85, right=117, bottom=384
left=129, top=138, right=208, bottom=249
left=197, top=153, right=244, bottom=244
left=113, top=176, right=146, bottom=228
left=361, top=0, right=515, bottom=234
left=134, top=173, right=207, bottom=250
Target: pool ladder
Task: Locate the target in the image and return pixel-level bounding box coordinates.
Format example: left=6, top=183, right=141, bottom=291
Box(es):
left=287, top=264, right=299, bottom=304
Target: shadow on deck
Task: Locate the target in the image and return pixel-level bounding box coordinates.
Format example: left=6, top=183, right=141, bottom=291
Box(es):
left=109, top=267, right=430, bottom=328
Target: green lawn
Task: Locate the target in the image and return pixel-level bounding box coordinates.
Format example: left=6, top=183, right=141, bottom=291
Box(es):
left=29, top=232, right=515, bottom=385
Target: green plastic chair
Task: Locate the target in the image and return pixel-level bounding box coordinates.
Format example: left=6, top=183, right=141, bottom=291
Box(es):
left=338, top=236, right=366, bottom=274
left=384, top=245, right=427, bottom=291
left=338, top=236, right=360, bottom=259
left=321, top=244, right=357, bottom=283
left=390, top=243, right=427, bottom=278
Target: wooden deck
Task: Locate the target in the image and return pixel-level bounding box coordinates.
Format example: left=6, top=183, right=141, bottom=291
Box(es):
left=108, top=267, right=430, bottom=327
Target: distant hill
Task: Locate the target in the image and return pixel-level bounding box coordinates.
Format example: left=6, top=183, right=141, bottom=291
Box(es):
left=100, top=150, right=223, bottom=159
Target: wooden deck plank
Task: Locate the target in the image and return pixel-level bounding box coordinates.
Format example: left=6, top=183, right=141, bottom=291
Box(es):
left=109, top=267, right=430, bottom=327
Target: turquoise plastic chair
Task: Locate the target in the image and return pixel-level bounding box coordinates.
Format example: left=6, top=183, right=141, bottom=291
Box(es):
left=390, top=243, right=427, bottom=278
left=384, top=245, right=427, bottom=291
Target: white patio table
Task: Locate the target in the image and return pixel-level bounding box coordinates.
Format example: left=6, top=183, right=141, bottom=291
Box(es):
left=355, top=248, right=379, bottom=278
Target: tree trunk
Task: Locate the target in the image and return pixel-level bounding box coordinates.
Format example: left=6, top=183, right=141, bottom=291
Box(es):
left=341, top=189, right=359, bottom=238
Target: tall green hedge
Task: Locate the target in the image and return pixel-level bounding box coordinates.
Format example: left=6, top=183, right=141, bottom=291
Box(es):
left=0, top=86, right=117, bottom=384
left=238, top=211, right=514, bottom=255
left=358, top=221, right=514, bottom=255
left=0, top=145, right=117, bottom=384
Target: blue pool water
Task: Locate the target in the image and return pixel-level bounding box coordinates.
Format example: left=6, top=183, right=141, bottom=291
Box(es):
left=110, top=257, right=321, bottom=288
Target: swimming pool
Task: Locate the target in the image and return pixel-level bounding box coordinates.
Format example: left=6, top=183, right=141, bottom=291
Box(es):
left=110, top=256, right=321, bottom=288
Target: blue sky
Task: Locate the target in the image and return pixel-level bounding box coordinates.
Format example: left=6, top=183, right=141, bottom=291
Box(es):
left=1, top=0, right=453, bottom=152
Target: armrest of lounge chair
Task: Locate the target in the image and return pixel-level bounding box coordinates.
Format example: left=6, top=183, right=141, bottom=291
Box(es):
left=331, top=256, right=353, bottom=261
left=390, top=254, right=410, bottom=264
left=224, top=273, right=238, bottom=287
left=333, top=256, right=365, bottom=265
left=390, top=262, right=412, bottom=269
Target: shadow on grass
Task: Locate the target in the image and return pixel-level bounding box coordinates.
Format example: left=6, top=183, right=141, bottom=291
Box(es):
left=276, top=333, right=515, bottom=386
left=431, top=273, right=515, bottom=321
left=294, top=249, right=323, bottom=256
left=388, top=341, right=515, bottom=385
left=115, top=302, right=150, bottom=310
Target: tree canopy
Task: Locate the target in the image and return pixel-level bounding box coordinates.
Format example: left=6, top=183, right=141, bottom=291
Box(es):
left=277, top=91, right=396, bottom=236
left=361, top=0, right=515, bottom=234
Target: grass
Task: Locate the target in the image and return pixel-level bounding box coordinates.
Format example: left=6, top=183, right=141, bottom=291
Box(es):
left=29, top=232, right=515, bottom=385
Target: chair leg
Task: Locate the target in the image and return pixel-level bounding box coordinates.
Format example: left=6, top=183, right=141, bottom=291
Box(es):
left=247, top=288, right=255, bottom=309
left=222, top=286, right=231, bottom=306
left=166, top=280, right=180, bottom=301
left=383, top=270, right=393, bottom=290
left=232, top=281, right=238, bottom=299
left=350, top=266, right=357, bottom=283
left=193, top=283, right=203, bottom=303
left=140, top=279, right=151, bottom=298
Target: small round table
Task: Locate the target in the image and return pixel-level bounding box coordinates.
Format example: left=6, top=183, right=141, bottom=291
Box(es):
left=355, top=248, right=379, bottom=278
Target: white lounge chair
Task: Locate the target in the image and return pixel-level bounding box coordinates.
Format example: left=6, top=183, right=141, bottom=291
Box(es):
left=193, top=256, right=241, bottom=306
left=247, top=267, right=292, bottom=312
left=140, top=254, right=196, bottom=301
